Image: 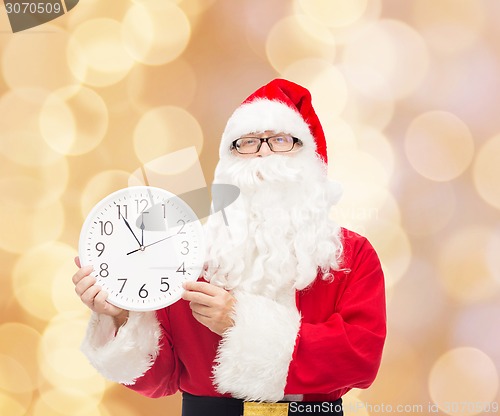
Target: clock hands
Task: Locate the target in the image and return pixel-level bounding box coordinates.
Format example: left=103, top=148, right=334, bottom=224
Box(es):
left=123, top=217, right=143, bottom=248
left=126, top=234, right=176, bottom=255
left=140, top=213, right=145, bottom=246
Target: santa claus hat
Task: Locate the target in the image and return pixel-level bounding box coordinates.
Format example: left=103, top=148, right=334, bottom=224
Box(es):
left=220, top=79, right=328, bottom=164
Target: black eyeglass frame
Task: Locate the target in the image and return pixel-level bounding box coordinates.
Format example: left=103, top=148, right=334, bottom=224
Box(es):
left=230, top=135, right=303, bottom=154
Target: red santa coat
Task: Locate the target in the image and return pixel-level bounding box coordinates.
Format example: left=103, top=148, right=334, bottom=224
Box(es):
left=81, top=228, right=386, bottom=402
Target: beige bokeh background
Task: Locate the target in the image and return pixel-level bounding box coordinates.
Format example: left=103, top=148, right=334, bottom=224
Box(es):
left=1, top=1, right=500, bottom=415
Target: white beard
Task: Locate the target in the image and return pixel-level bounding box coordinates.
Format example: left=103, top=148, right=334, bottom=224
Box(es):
left=203, top=151, right=343, bottom=302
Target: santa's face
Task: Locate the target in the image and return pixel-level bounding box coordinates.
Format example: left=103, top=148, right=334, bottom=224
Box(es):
left=204, top=131, right=342, bottom=301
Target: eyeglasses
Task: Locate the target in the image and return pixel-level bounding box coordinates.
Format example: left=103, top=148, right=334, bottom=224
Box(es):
left=231, top=134, right=303, bottom=154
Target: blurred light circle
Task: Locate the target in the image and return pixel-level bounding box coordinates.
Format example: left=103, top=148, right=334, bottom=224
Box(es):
left=413, top=0, right=485, bottom=55
left=0, top=323, right=41, bottom=392
left=365, top=220, right=411, bottom=289
left=410, top=45, right=500, bottom=133
left=266, top=15, right=336, bottom=74
left=0, top=163, right=68, bottom=211
left=473, top=134, right=500, bottom=210
left=243, top=0, right=291, bottom=61
left=399, top=177, right=456, bottom=236
left=176, top=0, right=217, bottom=17
left=133, top=106, right=204, bottom=165
left=131, top=147, right=204, bottom=181
left=38, top=387, right=102, bottom=416
left=122, top=1, right=191, bottom=65
left=0, top=197, right=64, bottom=254
left=33, top=397, right=104, bottom=416
left=329, top=149, right=390, bottom=199
left=0, top=392, right=29, bottom=416
left=13, top=242, right=75, bottom=320
left=0, top=355, right=32, bottom=394
left=80, top=170, right=131, bottom=219
left=52, top=254, right=89, bottom=314
left=342, top=85, right=395, bottom=131
left=127, top=59, right=197, bottom=112
left=67, top=18, right=135, bottom=87
left=329, top=148, right=395, bottom=239
left=388, top=259, right=446, bottom=343
left=65, top=0, right=126, bottom=29
left=342, top=19, right=429, bottom=99
left=39, top=314, right=107, bottom=393
left=358, top=128, right=395, bottom=178
left=1, top=24, right=75, bottom=91
left=0, top=176, right=44, bottom=208
left=487, top=226, right=500, bottom=284
left=331, top=188, right=400, bottom=235
left=453, top=304, right=500, bottom=368
left=429, top=347, right=498, bottom=416
left=0, top=155, right=68, bottom=253
left=40, top=86, right=109, bottom=156
left=0, top=89, right=62, bottom=167
left=438, top=226, right=500, bottom=303
left=323, top=116, right=357, bottom=155
left=372, top=336, right=421, bottom=405
left=282, top=59, right=348, bottom=117
left=405, top=111, right=474, bottom=181
left=323, top=0, right=382, bottom=45
left=296, top=0, right=368, bottom=28
left=98, top=400, right=144, bottom=416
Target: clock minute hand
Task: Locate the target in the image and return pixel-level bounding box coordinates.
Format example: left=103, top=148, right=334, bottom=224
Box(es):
left=123, top=218, right=142, bottom=247
left=140, top=213, right=145, bottom=246
left=126, top=234, right=175, bottom=255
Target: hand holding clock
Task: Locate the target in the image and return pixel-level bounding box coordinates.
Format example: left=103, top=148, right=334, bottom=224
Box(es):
left=182, top=281, right=236, bottom=336
left=72, top=256, right=235, bottom=335
left=72, top=256, right=129, bottom=328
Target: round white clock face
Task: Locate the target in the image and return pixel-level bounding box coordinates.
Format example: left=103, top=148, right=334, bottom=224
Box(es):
left=78, top=186, right=205, bottom=311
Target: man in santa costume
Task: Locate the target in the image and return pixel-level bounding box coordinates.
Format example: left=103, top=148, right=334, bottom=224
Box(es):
left=73, top=79, right=386, bottom=416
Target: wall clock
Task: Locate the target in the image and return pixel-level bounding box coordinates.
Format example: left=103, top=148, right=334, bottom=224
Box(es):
left=78, top=186, right=205, bottom=311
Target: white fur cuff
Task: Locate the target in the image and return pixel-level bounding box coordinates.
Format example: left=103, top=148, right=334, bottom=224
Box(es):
left=81, top=311, right=161, bottom=385
left=213, top=291, right=301, bottom=402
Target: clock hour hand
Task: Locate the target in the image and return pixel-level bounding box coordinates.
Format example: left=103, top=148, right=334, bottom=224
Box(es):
left=126, top=234, right=175, bottom=255
left=123, top=217, right=142, bottom=248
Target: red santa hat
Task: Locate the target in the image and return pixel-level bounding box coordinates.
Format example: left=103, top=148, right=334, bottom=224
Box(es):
left=220, top=79, right=328, bottom=164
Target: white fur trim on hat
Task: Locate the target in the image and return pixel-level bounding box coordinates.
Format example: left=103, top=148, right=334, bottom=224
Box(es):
left=80, top=311, right=161, bottom=385
left=220, top=99, right=316, bottom=159
left=213, top=291, right=301, bottom=402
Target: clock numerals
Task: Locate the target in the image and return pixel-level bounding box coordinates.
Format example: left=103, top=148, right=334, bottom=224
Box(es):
left=135, top=199, right=149, bottom=214
left=117, top=204, right=128, bottom=220
left=79, top=186, right=205, bottom=311
left=177, top=262, right=186, bottom=275
left=115, top=277, right=171, bottom=296
left=118, top=278, right=127, bottom=293
left=99, top=263, right=109, bottom=277
left=160, top=277, right=170, bottom=292
left=99, top=221, right=113, bottom=236
left=180, top=241, right=189, bottom=255
left=177, top=219, right=186, bottom=234
left=95, top=242, right=105, bottom=257
left=139, top=284, right=149, bottom=299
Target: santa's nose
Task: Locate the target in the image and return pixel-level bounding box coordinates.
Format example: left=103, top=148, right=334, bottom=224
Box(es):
left=256, top=141, right=273, bottom=157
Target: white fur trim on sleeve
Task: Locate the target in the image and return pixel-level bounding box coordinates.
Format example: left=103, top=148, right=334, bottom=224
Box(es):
left=80, top=311, right=161, bottom=385
left=213, top=291, right=301, bottom=402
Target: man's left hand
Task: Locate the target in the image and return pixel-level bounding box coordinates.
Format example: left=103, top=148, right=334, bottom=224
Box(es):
left=182, top=281, right=235, bottom=336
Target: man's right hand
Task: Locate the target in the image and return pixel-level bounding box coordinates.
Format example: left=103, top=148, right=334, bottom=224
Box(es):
left=72, top=256, right=129, bottom=328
